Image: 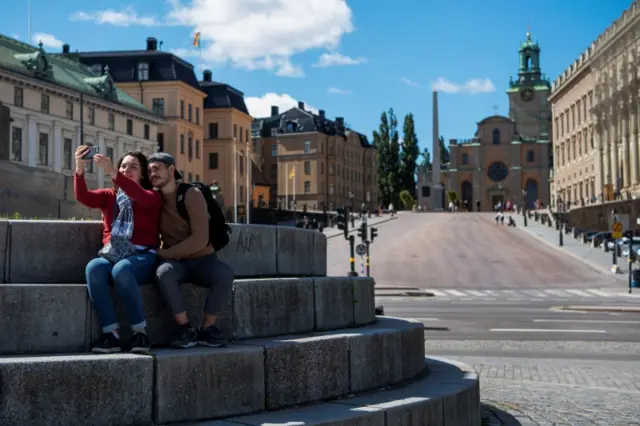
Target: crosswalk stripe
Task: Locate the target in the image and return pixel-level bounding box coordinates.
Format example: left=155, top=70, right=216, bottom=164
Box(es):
left=407, top=289, right=636, bottom=299
left=466, top=290, right=487, bottom=297
left=445, top=290, right=466, bottom=296
left=566, top=290, right=594, bottom=297
left=429, top=290, right=448, bottom=297
left=544, top=290, right=567, bottom=297
left=587, top=290, right=614, bottom=297
left=523, top=290, right=547, bottom=297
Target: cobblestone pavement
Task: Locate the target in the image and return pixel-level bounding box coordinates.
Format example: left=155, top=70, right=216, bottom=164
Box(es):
left=442, top=354, right=640, bottom=425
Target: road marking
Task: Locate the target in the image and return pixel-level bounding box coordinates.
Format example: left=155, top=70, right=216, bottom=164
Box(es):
left=587, top=289, right=614, bottom=297
left=523, top=290, right=546, bottom=297
left=490, top=328, right=607, bottom=333
left=544, top=290, right=567, bottom=297
left=566, top=290, right=594, bottom=297
left=466, top=290, right=486, bottom=297
left=533, top=319, right=640, bottom=324
left=445, top=290, right=466, bottom=296
left=410, top=318, right=439, bottom=322
left=429, top=290, right=448, bottom=297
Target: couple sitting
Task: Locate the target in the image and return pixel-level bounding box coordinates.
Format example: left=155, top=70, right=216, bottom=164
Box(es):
left=73, top=145, right=234, bottom=355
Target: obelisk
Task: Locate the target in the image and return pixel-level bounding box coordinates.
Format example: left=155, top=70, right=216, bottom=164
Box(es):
left=431, top=90, right=444, bottom=211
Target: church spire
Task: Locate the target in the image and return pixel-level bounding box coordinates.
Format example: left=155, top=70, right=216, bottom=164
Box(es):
left=509, top=28, right=550, bottom=90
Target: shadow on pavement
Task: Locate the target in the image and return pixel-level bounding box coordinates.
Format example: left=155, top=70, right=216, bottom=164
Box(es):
left=482, top=403, right=522, bottom=426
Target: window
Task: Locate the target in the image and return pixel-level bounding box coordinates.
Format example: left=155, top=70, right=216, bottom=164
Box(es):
left=209, top=153, right=219, bottom=169
left=63, top=138, right=72, bottom=169
left=245, top=129, right=249, bottom=143
left=233, top=124, right=237, bottom=139
left=195, top=140, right=200, bottom=158
left=126, top=119, right=133, bottom=135
left=526, top=150, right=535, bottom=162
left=11, top=127, right=22, bottom=162
left=271, top=144, right=278, bottom=157
left=41, top=94, right=49, bottom=114
left=462, top=153, right=469, bottom=165
left=106, top=147, right=114, bottom=162
left=492, top=128, right=500, bottom=145
left=304, top=181, right=310, bottom=193
left=270, top=164, right=277, bottom=179
left=137, top=62, right=149, bottom=81
left=180, top=100, right=184, bottom=118
left=304, top=140, right=311, bottom=153
left=304, top=160, right=311, bottom=175
left=108, top=113, right=115, bottom=131
left=195, top=174, right=200, bottom=181
left=14, top=87, right=23, bottom=107
left=188, top=135, right=193, bottom=160
left=487, top=162, right=508, bottom=182
left=239, top=155, right=244, bottom=175
left=239, top=126, right=243, bottom=142
left=209, top=123, right=218, bottom=138
left=195, top=107, right=200, bottom=124
left=329, top=184, right=335, bottom=195
left=188, top=104, right=192, bottom=122
left=65, top=101, right=73, bottom=119
left=180, top=170, right=185, bottom=179
left=152, top=98, right=165, bottom=116
left=157, top=133, right=164, bottom=152
left=38, top=133, right=49, bottom=166
left=329, top=164, right=334, bottom=175
left=144, top=124, right=150, bottom=140
left=188, top=172, right=193, bottom=183
left=180, top=135, right=185, bottom=153
left=88, top=107, right=95, bottom=125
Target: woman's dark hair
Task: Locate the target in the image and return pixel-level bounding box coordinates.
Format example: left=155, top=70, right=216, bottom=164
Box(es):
left=116, top=150, right=152, bottom=190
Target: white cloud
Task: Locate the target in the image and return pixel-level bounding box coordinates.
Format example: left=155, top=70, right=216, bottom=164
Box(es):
left=70, top=7, right=158, bottom=27
left=11, top=33, right=20, bottom=40
left=245, top=93, right=318, bottom=118
left=431, top=77, right=495, bottom=94
left=400, top=77, right=422, bottom=88
left=165, top=0, right=355, bottom=77
left=32, top=33, right=64, bottom=49
left=313, top=52, right=366, bottom=68
left=328, top=87, right=351, bottom=95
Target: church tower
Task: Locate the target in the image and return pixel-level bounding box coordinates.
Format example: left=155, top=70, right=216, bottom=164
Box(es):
left=507, top=30, right=552, bottom=140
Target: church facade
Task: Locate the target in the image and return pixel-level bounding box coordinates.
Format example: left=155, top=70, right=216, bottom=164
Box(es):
left=442, top=32, right=553, bottom=211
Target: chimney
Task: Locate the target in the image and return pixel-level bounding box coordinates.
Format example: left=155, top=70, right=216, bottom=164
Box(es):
left=62, top=44, right=70, bottom=54
left=336, top=117, right=344, bottom=128
left=146, top=37, right=158, bottom=51
left=203, top=70, right=212, bottom=82
left=298, top=101, right=305, bottom=110
left=319, top=109, right=325, bottom=119
left=271, top=105, right=279, bottom=116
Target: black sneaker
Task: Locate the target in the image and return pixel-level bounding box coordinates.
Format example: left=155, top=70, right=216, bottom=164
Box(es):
left=129, top=332, right=151, bottom=354
left=92, top=333, right=122, bottom=354
left=197, top=325, right=228, bottom=348
left=170, top=325, right=198, bottom=349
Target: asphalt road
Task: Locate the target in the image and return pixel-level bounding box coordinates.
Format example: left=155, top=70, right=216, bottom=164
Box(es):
left=328, top=212, right=622, bottom=289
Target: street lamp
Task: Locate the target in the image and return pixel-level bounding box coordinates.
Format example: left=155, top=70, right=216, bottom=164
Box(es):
left=557, top=198, right=564, bottom=246
left=233, top=137, right=238, bottom=223
left=246, top=137, right=251, bottom=224
left=522, top=188, right=528, bottom=227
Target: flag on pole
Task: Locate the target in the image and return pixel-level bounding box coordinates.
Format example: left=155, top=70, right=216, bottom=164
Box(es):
left=193, top=32, right=201, bottom=47
left=289, top=166, right=295, bottom=180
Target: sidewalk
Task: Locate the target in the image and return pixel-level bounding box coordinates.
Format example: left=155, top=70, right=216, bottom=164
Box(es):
left=323, top=213, right=399, bottom=239
left=512, top=213, right=630, bottom=278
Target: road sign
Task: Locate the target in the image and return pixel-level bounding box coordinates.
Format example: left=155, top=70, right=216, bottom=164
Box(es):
left=612, top=221, right=623, bottom=239
left=355, top=243, right=367, bottom=256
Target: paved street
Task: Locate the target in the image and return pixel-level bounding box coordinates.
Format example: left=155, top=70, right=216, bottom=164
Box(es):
left=328, top=212, right=623, bottom=290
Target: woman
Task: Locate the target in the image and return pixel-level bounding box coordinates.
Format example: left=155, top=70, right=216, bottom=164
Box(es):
left=74, top=145, right=162, bottom=354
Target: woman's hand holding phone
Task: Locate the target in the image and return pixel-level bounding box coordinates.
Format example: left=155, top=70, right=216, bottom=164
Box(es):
left=74, top=145, right=90, bottom=175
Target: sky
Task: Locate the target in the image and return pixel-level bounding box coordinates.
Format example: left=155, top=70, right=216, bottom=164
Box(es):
left=0, top=0, right=633, bottom=156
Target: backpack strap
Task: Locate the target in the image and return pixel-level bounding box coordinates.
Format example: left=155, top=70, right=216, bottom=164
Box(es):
left=176, top=183, right=191, bottom=222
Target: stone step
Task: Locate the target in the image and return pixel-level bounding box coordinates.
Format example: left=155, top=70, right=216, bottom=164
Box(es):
left=189, top=357, right=480, bottom=426
left=0, top=276, right=375, bottom=355
left=0, top=317, right=426, bottom=426
left=0, top=221, right=326, bottom=283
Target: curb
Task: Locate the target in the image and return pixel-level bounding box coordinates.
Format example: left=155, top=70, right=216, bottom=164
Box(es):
left=375, top=291, right=436, bottom=297
left=326, top=216, right=399, bottom=239
left=551, top=305, right=640, bottom=313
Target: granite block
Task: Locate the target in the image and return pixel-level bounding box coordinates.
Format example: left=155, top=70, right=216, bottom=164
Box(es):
left=373, top=317, right=426, bottom=380
left=313, top=231, right=328, bottom=276
left=348, top=326, right=404, bottom=393
left=276, top=226, right=315, bottom=276
left=246, top=333, right=350, bottom=409
left=217, top=224, right=277, bottom=277
left=313, top=277, right=355, bottom=331
left=228, top=403, right=384, bottom=426
left=233, top=278, right=315, bottom=339
left=0, top=353, right=153, bottom=426
left=0, top=220, right=8, bottom=283
left=441, top=380, right=481, bottom=426
left=352, top=277, right=375, bottom=325
left=7, top=220, right=103, bottom=283
left=0, top=284, right=88, bottom=355
left=154, top=346, right=265, bottom=424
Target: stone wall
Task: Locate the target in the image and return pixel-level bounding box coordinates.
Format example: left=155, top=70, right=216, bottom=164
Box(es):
left=567, top=199, right=640, bottom=232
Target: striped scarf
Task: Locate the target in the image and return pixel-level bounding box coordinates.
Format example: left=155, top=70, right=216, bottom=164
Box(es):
left=111, top=189, right=134, bottom=239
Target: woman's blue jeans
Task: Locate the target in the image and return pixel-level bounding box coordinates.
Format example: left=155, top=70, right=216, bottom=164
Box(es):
left=85, top=252, right=157, bottom=333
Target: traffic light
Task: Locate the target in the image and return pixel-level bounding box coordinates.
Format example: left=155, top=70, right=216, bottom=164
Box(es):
left=357, top=222, right=366, bottom=240
left=370, top=227, right=378, bottom=243
left=336, top=206, right=349, bottom=238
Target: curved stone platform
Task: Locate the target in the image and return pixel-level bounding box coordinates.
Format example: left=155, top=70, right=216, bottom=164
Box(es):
left=0, top=220, right=327, bottom=283
left=0, top=317, right=427, bottom=426
left=0, top=276, right=375, bottom=355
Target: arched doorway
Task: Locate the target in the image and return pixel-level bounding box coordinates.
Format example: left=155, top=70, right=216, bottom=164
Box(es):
left=525, top=179, right=538, bottom=209
left=461, top=181, right=473, bottom=210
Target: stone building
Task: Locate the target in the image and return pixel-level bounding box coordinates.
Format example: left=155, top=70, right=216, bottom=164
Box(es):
left=550, top=1, right=640, bottom=209
left=252, top=103, right=376, bottom=212
left=0, top=35, right=162, bottom=218
left=441, top=32, right=553, bottom=210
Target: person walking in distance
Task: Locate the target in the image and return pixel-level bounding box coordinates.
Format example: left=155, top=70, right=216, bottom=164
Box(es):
left=148, top=153, right=234, bottom=349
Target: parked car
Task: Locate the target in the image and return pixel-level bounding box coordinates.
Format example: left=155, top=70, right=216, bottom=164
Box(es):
left=607, top=236, right=640, bottom=250
left=589, top=231, right=612, bottom=247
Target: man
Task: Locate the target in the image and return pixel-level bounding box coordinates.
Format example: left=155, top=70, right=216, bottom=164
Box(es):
left=148, top=153, right=234, bottom=349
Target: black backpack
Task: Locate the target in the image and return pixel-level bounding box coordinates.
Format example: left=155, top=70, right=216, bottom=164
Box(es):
left=176, top=182, right=232, bottom=252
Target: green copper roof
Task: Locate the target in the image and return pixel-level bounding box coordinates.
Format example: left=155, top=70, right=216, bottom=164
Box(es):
left=520, top=32, right=540, bottom=51
left=0, top=34, right=157, bottom=117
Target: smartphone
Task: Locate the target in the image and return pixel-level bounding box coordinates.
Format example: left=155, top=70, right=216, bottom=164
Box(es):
left=83, top=146, right=99, bottom=160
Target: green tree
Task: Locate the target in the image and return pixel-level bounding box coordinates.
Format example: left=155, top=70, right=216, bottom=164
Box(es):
left=373, top=108, right=402, bottom=207
left=439, top=136, right=450, bottom=164
left=387, top=108, right=402, bottom=206
left=399, top=113, right=419, bottom=197
left=399, top=189, right=416, bottom=210
left=419, top=148, right=431, bottom=174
